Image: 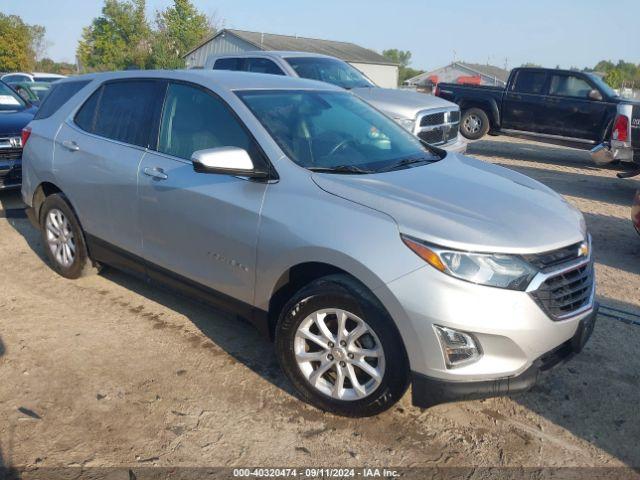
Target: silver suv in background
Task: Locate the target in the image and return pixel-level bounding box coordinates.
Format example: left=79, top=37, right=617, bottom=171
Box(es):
left=22, top=70, right=596, bottom=416
left=204, top=51, right=467, bottom=153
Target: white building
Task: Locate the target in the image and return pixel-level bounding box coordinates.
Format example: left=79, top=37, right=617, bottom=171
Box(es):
left=183, top=29, right=399, bottom=89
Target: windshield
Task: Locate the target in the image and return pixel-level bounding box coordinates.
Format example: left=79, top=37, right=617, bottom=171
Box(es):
left=238, top=90, right=440, bottom=173
left=285, top=57, right=375, bottom=89
left=586, top=73, right=618, bottom=98
left=0, top=82, right=27, bottom=111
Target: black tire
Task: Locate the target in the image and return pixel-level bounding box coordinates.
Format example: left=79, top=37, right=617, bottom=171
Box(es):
left=275, top=274, right=410, bottom=417
left=39, top=193, right=95, bottom=279
left=460, top=107, right=490, bottom=140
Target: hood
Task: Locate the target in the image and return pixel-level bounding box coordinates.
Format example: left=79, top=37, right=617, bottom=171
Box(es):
left=351, top=87, right=457, bottom=120
left=0, top=106, right=37, bottom=136
left=311, top=154, right=586, bottom=254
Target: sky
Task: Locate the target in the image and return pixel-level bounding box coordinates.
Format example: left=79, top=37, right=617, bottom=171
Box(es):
left=2, top=0, right=639, bottom=70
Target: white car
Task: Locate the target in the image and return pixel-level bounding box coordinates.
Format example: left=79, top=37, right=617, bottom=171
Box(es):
left=1, top=72, right=66, bottom=84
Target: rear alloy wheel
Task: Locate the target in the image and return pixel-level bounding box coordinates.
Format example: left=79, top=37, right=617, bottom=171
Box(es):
left=275, top=275, right=409, bottom=417
left=39, top=193, right=95, bottom=279
left=460, top=108, right=490, bottom=140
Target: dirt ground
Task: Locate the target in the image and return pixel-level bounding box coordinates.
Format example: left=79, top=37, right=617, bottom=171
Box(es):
left=0, top=136, right=639, bottom=476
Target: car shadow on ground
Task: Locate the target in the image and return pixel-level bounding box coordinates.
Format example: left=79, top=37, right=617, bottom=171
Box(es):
left=468, top=139, right=618, bottom=172
left=585, top=212, right=640, bottom=276
left=0, top=337, right=18, bottom=479
left=513, top=299, right=640, bottom=468
left=492, top=162, right=637, bottom=208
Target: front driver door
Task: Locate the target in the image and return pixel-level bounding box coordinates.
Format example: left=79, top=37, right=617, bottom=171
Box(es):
left=138, top=82, right=269, bottom=306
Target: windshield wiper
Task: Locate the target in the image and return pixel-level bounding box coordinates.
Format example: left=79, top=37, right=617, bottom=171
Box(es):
left=308, top=165, right=374, bottom=174
left=376, top=156, right=435, bottom=173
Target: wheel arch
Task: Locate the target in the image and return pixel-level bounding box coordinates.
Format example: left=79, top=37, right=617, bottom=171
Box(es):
left=458, top=98, right=500, bottom=128
left=32, top=181, right=64, bottom=222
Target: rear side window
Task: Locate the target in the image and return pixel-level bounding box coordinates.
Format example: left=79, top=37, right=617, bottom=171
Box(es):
left=157, top=82, right=260, bottom=164
left=34, top=80, right=91, bottom=120
left=213, top=58, right=242, bottom=71
left=74, top=80, right=165, bottom=148
left=512, top=71, right=547, bottom=94
left=244, top=58, right=285, bottom=75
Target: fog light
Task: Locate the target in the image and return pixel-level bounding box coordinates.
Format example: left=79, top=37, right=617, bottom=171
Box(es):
left=433, top=325, right=482, bottom=368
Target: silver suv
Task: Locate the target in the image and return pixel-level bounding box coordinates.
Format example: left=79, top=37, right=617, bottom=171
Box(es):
left=21, top=70, right=597, bottom=416
left=204, top=51, right=467, bottom=153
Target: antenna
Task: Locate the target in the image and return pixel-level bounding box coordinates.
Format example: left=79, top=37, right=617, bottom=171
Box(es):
left=453, top=50, right=457, bottom=63
left=261, top=32, right=264, bottom=45
left=504, top=57, right=508, bottom=71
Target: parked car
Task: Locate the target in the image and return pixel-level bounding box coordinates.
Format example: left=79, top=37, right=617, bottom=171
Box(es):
left=436, top=67, right=640, bottom=166
left=6, top=81, right=52, bottom=105
left=22, top=70, right=597, bottom=416
left=1, top=72, right=66, bottom=84
left=204, top=51, right=467, bottom=153
left=0, top=80, right=37, bottom=189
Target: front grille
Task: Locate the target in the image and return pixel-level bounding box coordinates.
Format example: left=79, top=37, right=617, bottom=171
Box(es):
left=450, top=110, right=460, bottom=123
left=0, top=148, right=22, bottom=161
left=420, top=112, right=445, bottom=126
left=418, top=129, right=444, bottom=144
left=531, top=262, right=594, bottom=320
left=523, top=241, right=584, bottom=271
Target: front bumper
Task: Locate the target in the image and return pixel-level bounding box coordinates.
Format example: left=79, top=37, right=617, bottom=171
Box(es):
left=0, top=157, right=22, bottom=190
left=441, top=135, right=467, bottom=154
left=411, top=304, right=598, bottom=407
left=590, top=141, right=636, bottom=165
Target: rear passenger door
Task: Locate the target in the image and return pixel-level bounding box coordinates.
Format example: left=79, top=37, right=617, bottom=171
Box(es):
left=138, top=82, right=268, bottom=305
left=501, top=70, right=549, bottom=133
left=54, top=79, right=166, bottom=256
left=543, top=73, right=609, bottom=142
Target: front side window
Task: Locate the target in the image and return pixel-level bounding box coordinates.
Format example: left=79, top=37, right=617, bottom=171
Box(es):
left=285, top=57, right=374, bottom=89
left=512, top=71, right=547, bottom=94
left=238, top=90, right=440, bottom=172
left=549, top=75, right=592, bottom=99
left=0, top=81, right=28, bottom=111
left=75, top=80, right=165, bottom=148
left=158, top=82, right=257, bottom=162
left=244, top=58, right=285, bottom=75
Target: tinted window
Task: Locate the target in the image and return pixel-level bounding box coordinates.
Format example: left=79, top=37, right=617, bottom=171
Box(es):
left=34, top=80, right=91, bottom=120
left=158, top=82, right=258, bottom=163
left=512, top=71, right=547, bottom=94
left=75, top=80, right=165, bottom=148
left=213, top=58, right=242, bottom=71
left=238, top=90, right=439, bottom=171
left=2, top=74, right=31, bottom=83
left=244, top=58, right=285, bottom=75
left=285, top=57, right=374, bottom=89
left=549, top=75, right=592, bottom=98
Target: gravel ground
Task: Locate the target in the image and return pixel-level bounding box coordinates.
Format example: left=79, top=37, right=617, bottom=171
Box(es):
left=0, top=136, right=639, bottom=476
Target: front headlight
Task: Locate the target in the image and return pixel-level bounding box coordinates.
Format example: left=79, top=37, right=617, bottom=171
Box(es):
left=402, top=235, right=538, bottom=290
left=394, top=117, right=416, bottom=133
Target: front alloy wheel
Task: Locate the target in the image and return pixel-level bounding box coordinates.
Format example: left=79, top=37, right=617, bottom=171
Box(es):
left=294, top=308, right=385, bottom=401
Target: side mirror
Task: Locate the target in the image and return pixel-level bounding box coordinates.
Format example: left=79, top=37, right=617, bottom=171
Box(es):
left=588, top=89, right=603, bottom=101
left=191, top=147, right=268, bottom=178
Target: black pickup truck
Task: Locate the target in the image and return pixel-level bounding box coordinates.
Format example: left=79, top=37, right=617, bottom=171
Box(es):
left=436, top=67, right=639, bottom=165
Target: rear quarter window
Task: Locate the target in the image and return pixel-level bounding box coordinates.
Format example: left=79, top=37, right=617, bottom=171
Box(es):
left=74, top=80, right=166, bottom=148
left=34, top=80, right=91, bottom=120
left=213, top=58, right=242, bottom=71
left=512, top=71, right=547, bottom=94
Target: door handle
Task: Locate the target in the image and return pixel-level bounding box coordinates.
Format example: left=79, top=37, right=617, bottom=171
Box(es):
left=62, top=140, right=80, bottom=152
left=143, top=167, right=168, bottom=180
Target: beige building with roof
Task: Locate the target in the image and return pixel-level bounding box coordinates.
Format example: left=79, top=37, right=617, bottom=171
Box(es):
left=183, top=29, right=399, bottom=88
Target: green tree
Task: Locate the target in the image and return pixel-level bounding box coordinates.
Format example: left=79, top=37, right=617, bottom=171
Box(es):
left=382, top=49, right=422, bottom=85
left=151, top=0, right=214, bottom=69
left=0, top=13, right=44, bottom=71
left=521, top=62, right=542, bottom=68
left=77, top=0, right=151, bottom=71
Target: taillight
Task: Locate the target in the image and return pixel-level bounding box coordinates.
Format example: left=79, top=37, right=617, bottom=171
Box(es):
left=434, top=84, right=440, bottom=96
left=612, top=115, right=629, bottom=142
left=21, top=126, right=32, bottom=147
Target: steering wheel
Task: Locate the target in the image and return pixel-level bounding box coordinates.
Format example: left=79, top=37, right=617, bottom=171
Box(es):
left=327, top=138, right=357, bottom=157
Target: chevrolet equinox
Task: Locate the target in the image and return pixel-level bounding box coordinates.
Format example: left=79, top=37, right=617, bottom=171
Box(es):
left=21, top=71, right=597, bottom=417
